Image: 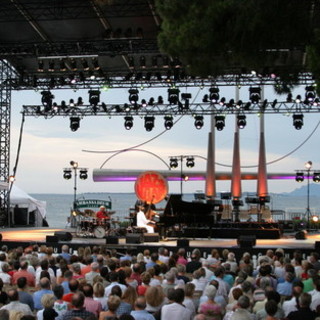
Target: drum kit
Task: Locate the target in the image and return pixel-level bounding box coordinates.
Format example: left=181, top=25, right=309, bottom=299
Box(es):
left=76, top=211, right=124, bottom=238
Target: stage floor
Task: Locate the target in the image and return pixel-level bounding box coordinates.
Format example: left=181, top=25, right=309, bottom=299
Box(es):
left=0, top=227, right=319, bottom=250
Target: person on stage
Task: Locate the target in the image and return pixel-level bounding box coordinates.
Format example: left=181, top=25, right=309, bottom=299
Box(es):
left=96, top=206, right=111, bottom=220
left=136, top=206, right=154, bottom=233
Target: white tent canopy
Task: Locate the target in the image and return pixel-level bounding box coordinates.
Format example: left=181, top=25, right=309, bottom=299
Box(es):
left=5, top=184, right=47, bottom=227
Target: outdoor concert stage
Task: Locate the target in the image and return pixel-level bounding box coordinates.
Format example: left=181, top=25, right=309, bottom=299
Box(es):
left=0, top=227, right=319, bottom=259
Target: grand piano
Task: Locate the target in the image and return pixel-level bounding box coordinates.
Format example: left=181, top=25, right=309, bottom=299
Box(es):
left=157, top=194, right=281, bottom=239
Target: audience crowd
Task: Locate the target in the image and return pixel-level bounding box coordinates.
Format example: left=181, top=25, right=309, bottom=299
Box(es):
left=0, top=243, right=319, bottom=320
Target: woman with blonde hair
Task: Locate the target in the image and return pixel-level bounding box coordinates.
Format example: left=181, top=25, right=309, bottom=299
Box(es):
left=93, top=281, right=107, bottom=310
left=145, top=286, right=166, bottom=314
left=122, top=285, right=137, bottom=308
left=36, top=294, right=58, bottom=320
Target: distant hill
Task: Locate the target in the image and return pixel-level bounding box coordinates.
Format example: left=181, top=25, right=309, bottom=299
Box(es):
left=282, top=183, right=320, bottom=197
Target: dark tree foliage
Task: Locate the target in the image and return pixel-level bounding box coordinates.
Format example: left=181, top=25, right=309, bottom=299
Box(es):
left=156, top=0, right=319, bottom=92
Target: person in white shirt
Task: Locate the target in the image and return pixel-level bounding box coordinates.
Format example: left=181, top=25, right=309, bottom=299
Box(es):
left=136, top=207, right=154, bottom=233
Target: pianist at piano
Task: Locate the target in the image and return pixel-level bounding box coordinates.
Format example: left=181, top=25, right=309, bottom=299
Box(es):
left=136, top=206, right=155, bottom=233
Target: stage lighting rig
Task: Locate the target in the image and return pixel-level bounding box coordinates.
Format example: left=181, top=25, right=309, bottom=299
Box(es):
left=124, top=116, right=133, bottom=130
left=209, top=87, right=219, bottom=103
left=169, top=158, right=178, bottom=168
left=249, top=87, right=261, bottom=103
left=128, top=89, right=139, bottom=105
left=181, top=93, right=192, bottom=109
left=215, top=115, right=225, bottom=131
left=305, top=85, right=316, bottom=104
left=186, top=157, right=195, bottom=168
left=144, top=116, right=155, bottom=131
left=313, top=171, right=320, bottom=183
left=168, top=88, right=180, bottom=105
left=41, top=91, right=54, bottom=111
left=70, top=117, right=81, bottom=132
left=88, top=90, right=100, bottom=107
left=194, top=115, right=204, bottom=129
left=79, top=169, right=88, bottom=180
left=293, top=114, right=304, bottom=130
left=237, top=114, right=247, bottom=129
left=164, top=115, right=174, bottom=130
left=63, top=169, right=72, bottom=180
left=295, top=171, right=304, bottom=182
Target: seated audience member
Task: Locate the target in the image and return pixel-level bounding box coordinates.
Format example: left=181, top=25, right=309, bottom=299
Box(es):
left=198, top=285, right=223, bottom=320
left=99, top=295, right=121, bottom=320
left=130, top=295, right=156, bottom=320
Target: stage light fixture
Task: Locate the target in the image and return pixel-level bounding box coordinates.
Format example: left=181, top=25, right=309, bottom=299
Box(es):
left=88, top=90, right=100, bottom=107
left=202, top=94, right=209, bottom=103
left=295, top=171, right=304, bottom=182
left=194, top=115, right=204, bottom=129
left=170, top=158, right=178, bottom=168
left=215, top=115, right=225, bottom=131
left=312, top=215, right=319, bottom=222
left=237, top=114, right=247, bottom=129
left=70, top=117, right=80, bottom=132
left=77, top=97, right=83, bottom=106
left=295, top=95, right=302, bottom=103
left=140, top=56, right=146, bottom=68
left=313, top=171, right=320, bottom=183
left=81, top=59, right=89, bottom=71
left=293, top=114, right=304, bottom=130
left=236, top=100, right=243, bottom=108
left=244, top=102, right=251, bottom=110
left=48, top=60, right=55, bottom=72
left=63, top=169, right=72, bottom=180
left=37, top=60, right=44, bottom=72
left=209, top=88, right=219, bottom=103
left=249, top=87, right=261, bottom=103
left=70, top=59, right=77, bottom=71
left=227, top=99, right=235, bottom=108
left=144, top=116, right=155, bottom=131
left=219, top=97, right=226, bottom=106
left=128, top=89, right=139, bottom=104
left=286, top=93, right=293, bottom=102
left=186, top=157, right=195, bottom=168
left=148, top=98, right=154, bottom=106
left=92, top=58, right=100, bottom=70
left=164, top=115, right=174, bottom=130
left=41, top=91, right=54, bottom=111
left=163, top=56, right=170, bottom=68
left=79, top=169, right=88, bottom=180
left=69, top=99, right=75, bottom=107
left=128, top=57, right=134, bottom=68
left=168, top=88, right=180, bottom=104
left=124, top=116, right=134, bottom=130
left=305, top=85, right=316, bottom=104
left=158, top=96, right=164, bottom=104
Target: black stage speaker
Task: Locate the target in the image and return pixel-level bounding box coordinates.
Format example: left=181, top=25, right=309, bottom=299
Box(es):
left=237, top=235, right=256, bottom=248
left=54, top=231, right=72, bottom=241
left=315, top=241, right=320, bottom=250
left=106, top=236, right=119, bottom=244
left=295, top=230, right=307, bottom=240
left=46, top=235, right=59, bottom=243
left=126, top=234, right=143, bottom=244
left=177, top=239, right=189, bottom=247
left=144, top=233, right=160, bottom=243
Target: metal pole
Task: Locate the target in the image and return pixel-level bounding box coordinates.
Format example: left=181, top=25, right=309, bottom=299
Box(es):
left=180, top=155, right=183, bottom=196
left=73, top=166, right=77, bottom=210
left=307, top=168, right=310, bottom=229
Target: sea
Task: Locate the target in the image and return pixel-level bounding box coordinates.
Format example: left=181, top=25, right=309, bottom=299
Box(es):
left=30, top=192, right=320, bottom=229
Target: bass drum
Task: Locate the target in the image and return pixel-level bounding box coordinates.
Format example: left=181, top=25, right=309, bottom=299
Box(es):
left=93, top=226, right=105, bottom=239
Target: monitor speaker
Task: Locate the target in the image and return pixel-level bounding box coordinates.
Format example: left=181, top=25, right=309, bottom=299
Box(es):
left=237, top=235, right=256, bottom=248
left=106, top=236, right=119, bottom=244
left=295, top=230, right=307, bottom=240
left=144, top=233, right=159, bottom=242
left=177, top=239, right=189, bottom=247
left=46, top=235, right=59, bottom=243
left=126, top=234, right=143, bottom=244
left=54, top=231, right=72, bottom=241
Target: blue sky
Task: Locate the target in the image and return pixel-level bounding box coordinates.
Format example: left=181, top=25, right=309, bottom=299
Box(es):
left=9, top=84, right=320, bottom=195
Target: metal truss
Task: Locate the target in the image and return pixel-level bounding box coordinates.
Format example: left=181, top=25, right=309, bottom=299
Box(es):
left=9, top=72, right=315, bottom=91
left=0, top=61, right=14, bottom=226
left=22, top=100, right=320, bottom=118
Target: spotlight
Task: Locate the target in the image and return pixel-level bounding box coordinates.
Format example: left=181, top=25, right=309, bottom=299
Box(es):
left=77, top=97, right=83, bottom=106
left=295, top=171, right=304, bottom=182
left=209, top=88, right=219, bottom=103
left=202, top=94, right=209, bottom=103
left=215, top=115, right=225, bottom=131
left=227, top=99, right=235, bottom=108
left=140, top=56, right=146, bottom=68
left=295, top=95, right=302, bottom=103
left=305, top=85, right=316, bottom=104
left=237, top=115, right=247, bottom=129
left=69, top=99, right=75, bottom=107
left=164, top=115, right=174, bottom=130
left=141, top=99, right=147, bottom=107
left=79, top=169, right=88, bottom=180
left=163, top=56, right=170, bottom=68
left=81, top=59, right=89, bottom=71
left=70, top=117, right=80, bottom=132
left=124, top=116, right=133, bottom=130
left=48, top=60, right=55, bottom=72
left=293, top=114, right=304, bottom=130
left=286, top=93, right=293, bottom=102
left=170, top=158, right=178, bottom=168
left=88, top=90, right=100, bottom=107
left=158, top=96, right=164, bottom=104
left=144, top=116, right=155, bottom=131
left=313, top=171, right=320, bottom=183
left=194, top=115, right=204, bottom=129
left=181, top=93, right=191, bottom=109
left=63, top=169, right=72, bottom=180
left=148, top=98, right=154, bottom=106
left=168, top=88, right=180, bottom=104
left=70, top=59, right=77, bottom=71
left=70, top=161, right=78, bottom=168
left=312, top=215, right=319, bottom=222
left=219, top=97, right=226, bottom=106
left=37, top=60, right=44, bottom=72
left=305, top=161, right=312, bottom=170
left=236, top=100, right=243, bottom=108
left=41, top=91, right=54, bottom=111
left=92, top=58, right=100, bottom=70
left=249, top=87, right=261, bottom=103
left=128, top=89, right=139, bottom=104
left=186, top=157, right=195, bottom=168
left=128, top=57, right=134, bottom=68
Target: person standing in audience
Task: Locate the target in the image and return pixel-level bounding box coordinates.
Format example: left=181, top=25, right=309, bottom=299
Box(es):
left=287, top=292, right=318, bottom=320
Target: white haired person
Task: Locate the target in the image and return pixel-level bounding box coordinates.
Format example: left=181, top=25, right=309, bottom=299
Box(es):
left=198, top=285, right=223, bottom=320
